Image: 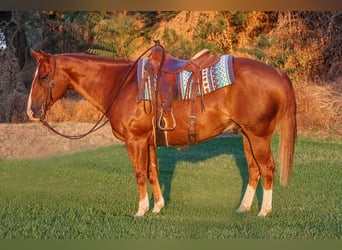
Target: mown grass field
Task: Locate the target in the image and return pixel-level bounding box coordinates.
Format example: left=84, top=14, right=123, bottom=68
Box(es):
left=0, top=135, right=341, bottom=239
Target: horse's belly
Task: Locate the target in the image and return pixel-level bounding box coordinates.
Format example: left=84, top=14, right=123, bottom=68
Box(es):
left=165, top=107, right=237, bottom=145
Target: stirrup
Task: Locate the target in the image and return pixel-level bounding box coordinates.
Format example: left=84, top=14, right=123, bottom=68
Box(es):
left=158, top=107, right=176, bottom=131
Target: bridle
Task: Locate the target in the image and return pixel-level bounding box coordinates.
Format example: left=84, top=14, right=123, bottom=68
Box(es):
left=38, top=42, right=164, bottom=140
left=39, top=57, right=56, bottom=122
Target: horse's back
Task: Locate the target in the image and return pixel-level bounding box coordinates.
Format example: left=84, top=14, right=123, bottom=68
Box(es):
left=233, top=57, right=288, bottom=87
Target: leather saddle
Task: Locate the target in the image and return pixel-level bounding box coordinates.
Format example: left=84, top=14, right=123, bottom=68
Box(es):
left=138, top=42, right=220, bottom=145
left=149, top=46, right=219, bottom=74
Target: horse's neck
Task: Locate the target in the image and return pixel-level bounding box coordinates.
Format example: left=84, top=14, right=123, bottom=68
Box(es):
left=59, top=55, right=127, bottom=113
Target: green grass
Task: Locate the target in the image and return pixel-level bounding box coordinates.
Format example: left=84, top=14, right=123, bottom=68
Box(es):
left=0, top=136, right=341, bottom=239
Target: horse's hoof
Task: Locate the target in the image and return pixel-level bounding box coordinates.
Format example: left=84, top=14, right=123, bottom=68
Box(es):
left=152, top=197, right=165, bottom=214
left=236, top=205, right=251, bottom=213
left=257, top=209, right=272, bottom=217
left=134, top=207, right=149, bottom=217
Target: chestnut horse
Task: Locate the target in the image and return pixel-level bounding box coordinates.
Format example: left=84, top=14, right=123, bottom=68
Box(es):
left=27, top=48, right=296, bottom=217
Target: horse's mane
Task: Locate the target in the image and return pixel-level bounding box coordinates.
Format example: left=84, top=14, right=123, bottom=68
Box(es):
left=56, top=53, right=133, bottom=64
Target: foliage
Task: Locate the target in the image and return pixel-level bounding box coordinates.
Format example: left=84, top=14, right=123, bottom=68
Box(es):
left=161, top=27, right=194, bottom=58
left=135, top=11, right=179, bottom=41
left=195, top=14, right=226, bottom=40
left=297, top=11, right=342, bottom=81
left=230, top=11, right=248, bottom=30
left=2, top=11, right=340, bottom=79
left=0, top=11, right=31, bottom=68
left=0, top=136, right=341, bottom=238
left=160, top=13, right=227, bottom=58
left=87, top=12, right=178, bottom=58
left=193, top=12, right=230, bottom=54
left=237, top=34, right=296, bottom=74
left=23, top=11, right=93, bottom=54
left=88, top=12, right=142, bottom=58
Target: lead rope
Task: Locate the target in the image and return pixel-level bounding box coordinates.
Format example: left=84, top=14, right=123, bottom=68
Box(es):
left=41, top=44, right=158, bottom=140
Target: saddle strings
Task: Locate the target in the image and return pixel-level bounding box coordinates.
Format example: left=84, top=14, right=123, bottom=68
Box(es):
left=41, top=44, right=160, bottom=140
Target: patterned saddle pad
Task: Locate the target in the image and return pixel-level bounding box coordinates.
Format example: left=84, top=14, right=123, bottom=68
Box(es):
left=137, top=54, right=235, bottom=100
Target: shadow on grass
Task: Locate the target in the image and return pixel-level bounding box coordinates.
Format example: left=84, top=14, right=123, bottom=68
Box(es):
left=155, top=136, right=263, bottom=211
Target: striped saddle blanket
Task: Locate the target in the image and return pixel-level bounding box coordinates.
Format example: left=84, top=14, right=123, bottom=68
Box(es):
left=137, top=54, right=235, bottom=100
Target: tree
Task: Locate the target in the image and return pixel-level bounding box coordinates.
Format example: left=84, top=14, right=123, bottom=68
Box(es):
left=0, top=11, right=32, bottom=68
left=88, top=12, right=143, bottom=58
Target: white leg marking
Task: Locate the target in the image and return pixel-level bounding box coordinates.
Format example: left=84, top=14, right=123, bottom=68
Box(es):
left=152, top=196, right=165, bottom=214
left=236, top=184, right=256, bottom=213
left=258, top=188, right=273, bottom=217
left=135, top=192, right=149, bottom=217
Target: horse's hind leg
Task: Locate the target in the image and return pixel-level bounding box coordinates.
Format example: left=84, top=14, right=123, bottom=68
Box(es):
left=237, top=133, right=275, bottom=217
left=148, top=145, right=165, bottom=213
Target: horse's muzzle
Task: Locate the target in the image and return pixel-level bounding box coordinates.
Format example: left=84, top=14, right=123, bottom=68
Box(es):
left=27, top=108, right=41, bottom=122
left=27, top=99, right=42, bottom=122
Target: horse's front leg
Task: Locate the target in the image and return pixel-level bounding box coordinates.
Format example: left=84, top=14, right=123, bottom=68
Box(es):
left=148, top=144, right=164, bottom=213
left=125, top=138, right=150, bottom=217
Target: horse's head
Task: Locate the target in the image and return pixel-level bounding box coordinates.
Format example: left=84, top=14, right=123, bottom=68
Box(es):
left=27, top=50, right=68, bottom=121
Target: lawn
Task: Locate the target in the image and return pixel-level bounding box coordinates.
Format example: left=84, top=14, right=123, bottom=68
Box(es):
left=0, top=135, right=341, bottom=239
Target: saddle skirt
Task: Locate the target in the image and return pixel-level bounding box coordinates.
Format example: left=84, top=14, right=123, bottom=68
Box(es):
left=137, top=54, right=235, bottom=100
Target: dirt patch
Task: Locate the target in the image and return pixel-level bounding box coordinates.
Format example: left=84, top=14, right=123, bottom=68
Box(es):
left=0, top=122, right=123, bottom=160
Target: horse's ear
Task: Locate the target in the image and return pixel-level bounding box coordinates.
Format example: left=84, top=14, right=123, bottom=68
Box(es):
left=39, top=49, right=49, bottom=58
left=31, top=49, right=42, bottom=61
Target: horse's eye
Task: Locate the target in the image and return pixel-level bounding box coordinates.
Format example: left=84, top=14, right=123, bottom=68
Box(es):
left=39, top=74, right=49, bottom=82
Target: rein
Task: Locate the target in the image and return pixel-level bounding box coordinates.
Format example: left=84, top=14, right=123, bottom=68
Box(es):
left=40, top=44, right=159, bottom=140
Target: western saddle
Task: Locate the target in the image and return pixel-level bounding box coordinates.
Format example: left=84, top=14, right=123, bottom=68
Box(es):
left=138, top=41, right=220, bottom=145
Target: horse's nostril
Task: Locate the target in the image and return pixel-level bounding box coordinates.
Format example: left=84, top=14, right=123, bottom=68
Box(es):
left=28, top=109, right=34, bottom=117
left=27, top=108, right=40, bottom=122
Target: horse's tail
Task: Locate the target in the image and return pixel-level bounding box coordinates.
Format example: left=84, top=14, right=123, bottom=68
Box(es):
left=278, top=74, right=297, bottom=185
